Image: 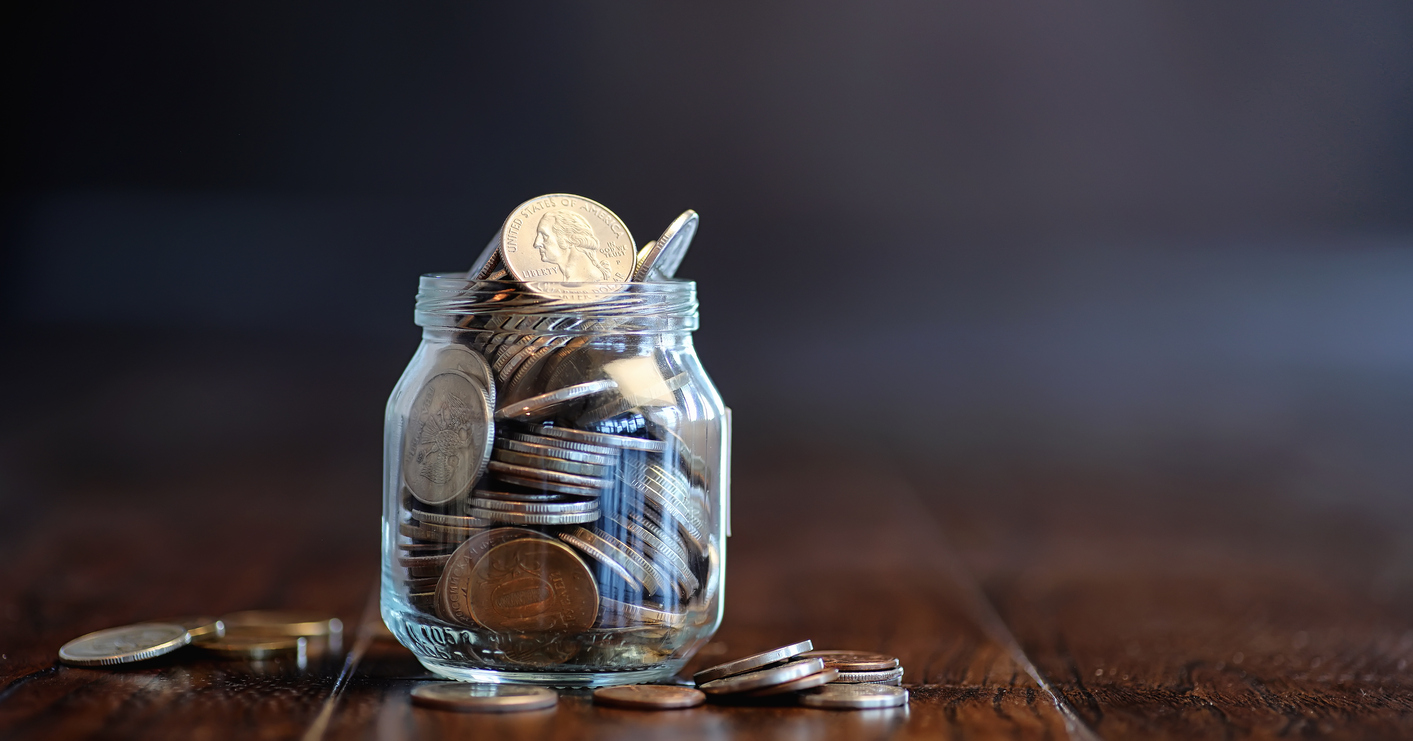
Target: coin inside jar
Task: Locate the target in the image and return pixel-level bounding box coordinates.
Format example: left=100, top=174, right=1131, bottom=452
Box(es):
left=402, top=370, right=494, bottom=507
left=467, top=538, right=598, bottom=633
left=411, top=683, right=558, bottom=712
left=593, top=685, right=706, bottom=710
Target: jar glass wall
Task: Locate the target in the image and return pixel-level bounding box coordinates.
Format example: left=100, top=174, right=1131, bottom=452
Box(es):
left=381, top=276, right=728, bottom=687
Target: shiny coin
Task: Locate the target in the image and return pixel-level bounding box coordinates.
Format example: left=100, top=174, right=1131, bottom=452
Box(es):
left=492, top=474, right=606, bottom=498
left=593, top=685, right=705, bottom=710
left=398, top=553, right=453, bottom=569
left=469, top=507, right=601, bottom=526
left=412, top=683, right=558, bottom=713
left=468, top=497, right=599, bottom=514
left=220, top=610, right=343, bottom=638
left=799, top=683, right=909, bottom=710
left=162, top=616, right=225, bottom=643
left=537, top=426, right=668, bottom=453
left=560, top=527, right=662, bottom=595
left=694, top=640, right=814, bottom=685
left=834, top=667, right=906, bottom=684
left=489, top=460, right=613, bottom=489
left=197, top=634, right=307, bottom=659
left=613, top=516, right=699, bottom=598
left=405, top=520, right=486, bottom=539
left=698, top=658, right=827, bottom=696
left=402, top=370, right=493, bottom=506
left=798, top=650, right=900, bottom=672
left=634, top=209, right=698, bottom=281
left=472, top=487, right=585, bottom=503
left=469, top=232, right=504, bottom=279
left=499, top=437, right=617, bottom=465
left=495, top=379, right=618, bottom=423
left=509, top=431, right=619, bottom=458
left=468, top=538, right=598, bottom=632
left=493, top=449, right=613, bottom=477
left=499, top=194, right=636, bottom=303
left=410, top=510, right=496, bottom=528
left=59, top=623, right=190, bottom=666
left=437, top=527, right=554, bottom=626
left=597, top=597, right=687, bottom=629
left=745, top=667, right=839, bottom=697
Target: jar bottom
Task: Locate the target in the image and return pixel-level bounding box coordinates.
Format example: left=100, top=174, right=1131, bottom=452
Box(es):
left=418, top=659, right=684, bottom=688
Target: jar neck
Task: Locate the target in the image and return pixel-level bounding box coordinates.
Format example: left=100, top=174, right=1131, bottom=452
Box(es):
left=414, top=275, right=700, bottom=335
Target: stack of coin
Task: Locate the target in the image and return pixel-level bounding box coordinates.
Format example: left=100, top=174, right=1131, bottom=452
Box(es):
left=693, top=642, right=910, bottom=706
left=389, top=195, right=720, bottom=669
left=58, top=612, right=343, bottom=669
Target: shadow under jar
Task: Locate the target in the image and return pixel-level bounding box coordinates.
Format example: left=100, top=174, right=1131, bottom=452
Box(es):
left=381, top=275, right=729, bottom=687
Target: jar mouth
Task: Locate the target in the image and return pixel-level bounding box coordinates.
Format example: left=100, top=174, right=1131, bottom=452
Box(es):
left=415, top=273, right=699, bottom=332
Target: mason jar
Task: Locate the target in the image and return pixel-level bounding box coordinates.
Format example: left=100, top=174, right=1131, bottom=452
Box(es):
left=381, top=274, right=729, bottom=686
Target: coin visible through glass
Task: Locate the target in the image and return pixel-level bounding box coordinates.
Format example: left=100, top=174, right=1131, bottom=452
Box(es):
left=402, top=370, right=493, bottom=506
left=467, top=538, right=598, bottom=633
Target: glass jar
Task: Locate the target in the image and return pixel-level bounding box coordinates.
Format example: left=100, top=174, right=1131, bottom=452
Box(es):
left=381, top=274, right=729, bottom=686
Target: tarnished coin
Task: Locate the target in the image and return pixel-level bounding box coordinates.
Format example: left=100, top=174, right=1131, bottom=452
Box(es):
left=59, top=623, right=190, bottom=666
left=537, top=425, right=668, bottom=453
left=469, top=497, right=599, bottom=514
left=398, top=553, right=453, bottom=569
left=833, top=667, right=906, bottom=684
left=745, top=667, right=839, bottom=697
left=499, top=194, right=636, bottom=302
left=468, top=538, right=599, bottom=632
left=488, top=460, right=613, bottom=489
left=634, top=209, right=698, bottom=281
left=437, top=527, right=554, bottom=626
left=468, top=507, right=601, bottom=526
left=472, top=487, right=585, bottom=503
left=593, top=685, right=705, bottom=710
left=409, top=510, right=496, bottom=528
left=412, top=683, right=558, bottom=712
left=491, top=474, right=606, bottom=498
left=162, top=616, right=225, bottom=643
left=402, top=370, right=493, bottom=506
left=798, top=650, right=900, bottom=672
left=499, top=437, right=617, bottom=465
left=493, top=449, right=613, bottom=477
left=799, top=683, right=909, bottom=710
left=694, top=640, right=814, bottom=685
left=509, top=431, right=619, bottom=457
left=199, top=634, right=307, bottom=659
left=495, top=379, right=618, bottom=423
left=220, top=611, right=343, bottom=638
left=697, top=658, right=827, bottom=696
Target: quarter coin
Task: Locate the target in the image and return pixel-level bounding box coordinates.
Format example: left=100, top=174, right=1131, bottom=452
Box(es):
left=798, top=683, right=909, bottom=710
left=797, top=650, right=900, bottom=672
left=697, top=658, right=826, bottom=695
left=632, top=209, right=698, bottom=281
left=593, top=685, right=705, bottom=709
left=468, top=497, right=599, bottom=514
left=833, top=667, right=906, bottom=684
left=499, top=437, right=617, bottom=465
left=693, top=640, right=814, bottom=685
left=538, top=425, right=668, bottom=453
left=411, top=683, right=558, bottom=712
left=59, top=623, right=190, bottom=666
left=499, top=194, right=636, bottom=303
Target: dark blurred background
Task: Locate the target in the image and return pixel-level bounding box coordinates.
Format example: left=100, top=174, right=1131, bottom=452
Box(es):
left=3, top=1, right=1413, bottom=518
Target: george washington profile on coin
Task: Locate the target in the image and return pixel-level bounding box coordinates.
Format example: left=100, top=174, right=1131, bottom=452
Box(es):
left=532, top=211, right=613, bottom=282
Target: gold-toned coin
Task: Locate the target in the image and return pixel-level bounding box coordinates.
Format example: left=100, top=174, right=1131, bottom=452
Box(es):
left=593, top=685, right=705, bottom=710
left=220, top=610, right=343, bottom=638
left=162, top=616, right=225, bottom=644
left=411, top=683, right=558, bottom=712
left=199, top=634, right=307, bottom=659
left=499, top=194, right=636, bottom=302
left=436, top=527, right=556, bottom=625
left=59, top=623, right=190, bottom=666
left=468, top=538, right=598, bottom=633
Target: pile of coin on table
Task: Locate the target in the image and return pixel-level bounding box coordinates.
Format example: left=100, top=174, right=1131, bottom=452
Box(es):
left=409, top=640, right=909, bottom=712
left=393, top=196, right=721, bottom=665
left=58, top=611, right=344, bottom=669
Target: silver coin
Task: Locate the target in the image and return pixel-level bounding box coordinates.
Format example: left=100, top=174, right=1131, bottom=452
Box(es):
left=469, top=232, right=503, bottom=279
left=593, top=685, right=705, bottom=710
left=694, top=640, right=814, bottom=685
left=558, top=527, right=654, bottom=592
left=488, top=460, right=613, bottom=489
left=537, top=425, right=668, bottom=453
left=625, top=512, right=693, bottom=575
left=402, top=370, right=494, bottom=506
left=613, top=516, right=699, bottom=598
left=493, top=449, right=613, bottom=478
left=468, top=497, right=599, bottom=514
left=410, top=510, right=496, bottom=528
left=495, top=379, right=618, bottom=423
left=597, top=597, right=687, bottom=629
left=472, top=488, right=586, bottom=503
left=797, top=650, right=900, bottom=672
left=411, top=683, right=558, bottom=712
left=634, top=209, right=698, bottom=281
left=698, top=658, right=826, bottom=695
left=587, top=526, right=668, bottom=596
left=398, top=553, right=453, bottom=569
left=498, top=437, right=617, bottom=465
left=833, top=667, right=906, bottom=684
left=492, top=473, right=606, bottom=498
left=498, top=194, right=636, bottom=303
left=799, top=683, right=909, bottom=710
left=468, top=507, right=601, bottom=526
left=746, top=667, right=839, bottom=697
left=59, top=623, right=191, bottom=666
left=508, top=431, right=619, bottom=458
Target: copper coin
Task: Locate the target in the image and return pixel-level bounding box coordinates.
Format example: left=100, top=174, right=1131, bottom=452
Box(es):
left=799, top=683, right=909, bottom=710
left=693, top=640, right=814, bottom=685
left=797, top=650, right=900, bottom=672
left=593, top=685, right=705, bottom=710
left=698, top=658, right=827, bottom=696
left=411, top=683, right=558, bottom=712
left=436, top=527, right=554, bottom=625
left=745, top=667, right=839, bottom=697
left=467, top=538, right=598, bottom=633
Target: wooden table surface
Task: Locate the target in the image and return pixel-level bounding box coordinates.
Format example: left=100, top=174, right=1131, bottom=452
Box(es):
left=1, top=339, right=1410, bottom=740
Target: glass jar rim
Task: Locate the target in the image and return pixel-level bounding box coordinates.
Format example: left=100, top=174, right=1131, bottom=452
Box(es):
left=415, top=273, right=699, bottom=332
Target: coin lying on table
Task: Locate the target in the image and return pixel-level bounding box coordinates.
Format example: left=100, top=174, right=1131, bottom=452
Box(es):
left=745, top=667, right=839, bottom=697
left=59, top=623, right=190, bottom=666
left=593, top=685, right=706, bottom=709
left=162, top=616, right=226, bottom=643
left=693, top=639, right=814, bottom=685
left=697, top=658, right=826, bottom=695
left=411, top=683, right=558, bottom=712
left=833, top=667, right=905, bottom=684
left=198, top=634, right=307, bottom=659
left=799, top=683, right=909, bottom=710
left=221, top=610, right=343, bottom=638
left=797, top=650, right=900, bottom=672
